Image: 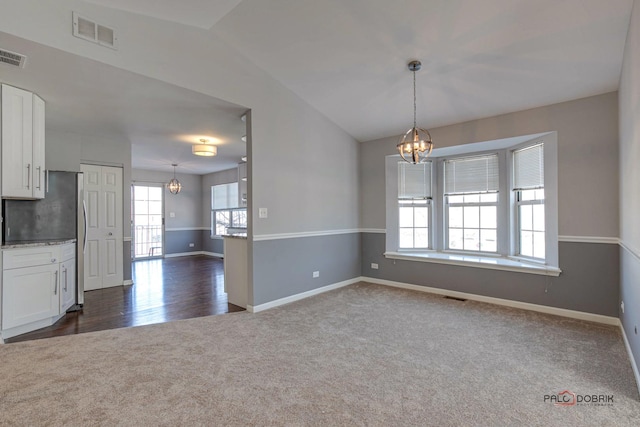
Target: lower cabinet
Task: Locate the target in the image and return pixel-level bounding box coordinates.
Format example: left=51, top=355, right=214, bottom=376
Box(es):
left=2, top=264, right=58, bottom=330
left=1, top=242, right=76, bottom=339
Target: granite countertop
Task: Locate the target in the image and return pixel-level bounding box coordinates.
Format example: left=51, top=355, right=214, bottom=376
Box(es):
left=223, top=233, right=247, bottom=240
left=2, top=238, right=77, bottom=249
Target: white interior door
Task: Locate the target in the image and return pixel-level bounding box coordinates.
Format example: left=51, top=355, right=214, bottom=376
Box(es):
left=82, top=164, right=123, bottom=291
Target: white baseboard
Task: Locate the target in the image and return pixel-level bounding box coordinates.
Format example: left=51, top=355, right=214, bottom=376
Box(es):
left=164, top=251, right=223, bottom=259
left=123, top=280, right=133, bottom=286
left=247, top=278, right=361, bottom=313
left=361, top=276, right=621, bottom=326
left=621, top=324, right=640, bottom=399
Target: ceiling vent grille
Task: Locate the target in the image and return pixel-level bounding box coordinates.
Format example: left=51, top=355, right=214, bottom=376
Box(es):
left=72, top=12, right=118, bottom=50
left=0, top=48, right=27, bottom=68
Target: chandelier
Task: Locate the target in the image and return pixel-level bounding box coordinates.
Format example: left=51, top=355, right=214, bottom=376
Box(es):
left=397, top=60, right=433, bottom=163
left=167, top=163, right=182, bottom=194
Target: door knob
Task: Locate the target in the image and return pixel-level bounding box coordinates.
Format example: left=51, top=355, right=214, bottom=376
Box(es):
left=108, top=232, right=113, bottom=236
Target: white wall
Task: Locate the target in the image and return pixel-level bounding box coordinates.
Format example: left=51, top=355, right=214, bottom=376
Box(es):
left=0, top=0, right=360, bottom=238
left=360, top=92, right=619, bottom=239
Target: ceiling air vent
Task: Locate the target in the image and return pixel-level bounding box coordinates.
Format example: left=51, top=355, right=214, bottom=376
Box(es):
left=0, top=48, right=27, bottom=68
left=72, top=12, right=118, bottom=50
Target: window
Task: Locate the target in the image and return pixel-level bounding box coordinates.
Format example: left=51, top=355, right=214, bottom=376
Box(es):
left=211, top=182, right=246, bottom=236
left=385, top=133, right=559, bottom=275
left=212, top=208, right=247, bottom=236
left=444, top=154, right=499, bottom=253
left=513, top=144, right=545, bottom=259
left=398, top=162, right=431, bottom=249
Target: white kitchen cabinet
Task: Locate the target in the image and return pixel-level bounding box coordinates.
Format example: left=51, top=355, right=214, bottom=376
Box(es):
left=1, top=84, right=46, bottom=199
left=1, top=242, right=76, bottom=339
left=59, top=244, right=76, bottom=313
left=2, top=263, right=58, bottom=330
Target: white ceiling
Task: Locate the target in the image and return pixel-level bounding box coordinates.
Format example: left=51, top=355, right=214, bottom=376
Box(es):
left=211, top=0, right=633, bottom=141
left=0, top=0, right=634, bottom=175
left=0, top=32, right=248, bottom=175
left=85, top=0, right=243, bottom=29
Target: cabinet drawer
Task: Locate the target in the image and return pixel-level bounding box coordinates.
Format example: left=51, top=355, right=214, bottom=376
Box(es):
left=60, top=243, right=75, bottom=263
left=3, top=246, right=60, bottom=270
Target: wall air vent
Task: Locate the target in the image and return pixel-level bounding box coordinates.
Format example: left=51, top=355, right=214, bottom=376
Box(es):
left=72, top=12, right=118, bottom=50
left=0, top=48, right=27, bottom=68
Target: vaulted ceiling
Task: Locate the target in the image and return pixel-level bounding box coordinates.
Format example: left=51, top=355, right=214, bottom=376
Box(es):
left=1, top=0, right=634, bottom=173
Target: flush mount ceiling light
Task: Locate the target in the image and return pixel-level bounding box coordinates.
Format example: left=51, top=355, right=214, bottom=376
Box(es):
left=192, top=138, right=217, bottom=157
left=397, top=60, right=434, bottom=164
left=167, top=164, right=182, bottom=194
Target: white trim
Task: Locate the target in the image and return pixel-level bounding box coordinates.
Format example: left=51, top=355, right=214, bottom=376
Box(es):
left=123, top=237, right=132, bottom=242
left=164, top=251, right=223, bottom=259
left=559, top=235, right=619, bottom=244
left=621, top=324, right=640, bottom=398
left=362, top=277, right=619, bottom=325
left=384, top=251, right=562, bottom=277
left=253, top=229, right=360, bottom=241
left=123, top=279, right=133, bottom=286
left=620, top=240, right=640, bottom=263
left=165, top=227, right=209, bottom=232
left=361, top=228, right=386, bottom=234
left=247, top=278, right=360, bottom=313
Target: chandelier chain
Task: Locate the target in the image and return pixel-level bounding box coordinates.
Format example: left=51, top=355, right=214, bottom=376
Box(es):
left=413, top=69, right=417, bottom=129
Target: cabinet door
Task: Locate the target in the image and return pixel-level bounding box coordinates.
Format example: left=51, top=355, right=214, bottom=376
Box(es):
left=32, top=94, right=45, bottom=199
left=1, top=84, right=34, bottom=198
left=59, top=258, right=76, bottom=312
left=2, top=264, right=58, bottom=330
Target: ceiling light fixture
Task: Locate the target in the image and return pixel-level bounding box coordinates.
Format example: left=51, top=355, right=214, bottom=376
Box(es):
left=192, top=138, right=217, bottom=157
left=167, top=164, right=182, bottom=194
left=397, top=60, right=433, bottom=164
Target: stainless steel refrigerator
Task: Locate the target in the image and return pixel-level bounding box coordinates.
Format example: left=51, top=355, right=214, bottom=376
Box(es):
left=3, top=171, right=86, bottom=310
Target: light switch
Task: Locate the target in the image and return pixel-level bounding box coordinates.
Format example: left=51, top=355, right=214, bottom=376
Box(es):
left=169, top=212, right=176, bottom=218
left=259, top=208, right=268, bottom=218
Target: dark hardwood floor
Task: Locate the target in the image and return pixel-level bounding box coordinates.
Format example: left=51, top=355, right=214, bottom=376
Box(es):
left=5, top=255, right=244, bottom=344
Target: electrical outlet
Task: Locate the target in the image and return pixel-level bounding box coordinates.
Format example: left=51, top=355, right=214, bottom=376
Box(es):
left=189, top=243, right=195, bottom=248
left=169, top=212, right=175, bottom=218
left=371, top=263, right=379, bottom=270
left=259, top=208, right=268, bottom=218
left=621, top=301, right=625, bottom=314
left=312, top=271, right=320, bottom=278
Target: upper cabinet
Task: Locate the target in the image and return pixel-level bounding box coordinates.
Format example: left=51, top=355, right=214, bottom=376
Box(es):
left=1, top=84, right=46, bottom=199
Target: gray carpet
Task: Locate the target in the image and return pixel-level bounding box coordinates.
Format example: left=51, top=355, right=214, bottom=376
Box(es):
left=1, top=282, right=639, bottom=426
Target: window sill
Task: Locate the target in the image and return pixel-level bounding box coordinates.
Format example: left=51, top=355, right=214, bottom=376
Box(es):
left=383, top=251, right=561, bottom=276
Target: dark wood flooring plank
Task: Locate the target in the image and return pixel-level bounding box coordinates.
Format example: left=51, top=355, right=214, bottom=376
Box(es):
left=5, top=255, right=243, bottom=343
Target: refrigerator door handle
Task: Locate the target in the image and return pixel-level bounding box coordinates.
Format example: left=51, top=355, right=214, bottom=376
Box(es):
left=46, top=169, right=49, bottom=193
left=83, top=200, right=88, bottom=252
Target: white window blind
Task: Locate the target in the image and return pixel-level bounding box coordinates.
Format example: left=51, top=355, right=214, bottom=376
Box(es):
left=444, top=154, right=499, bottom=194
left=212, top=183, right=239, bottom=209
left=513, top=143, right=544, bottom=190
left=398, top=161, right=432, bottom=199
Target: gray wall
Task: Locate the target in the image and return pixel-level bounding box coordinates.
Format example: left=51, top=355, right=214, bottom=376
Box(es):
left=132, top=169, right=203, bottom=256
left=359, top=92, right=620, bottom=317
left=619, top=0, right=640, bottom=378
left=361, top=92, right=619, bottom=237
left=362, top=233, right=619, bottom=316
left=252, top=233, right=361, bottom=306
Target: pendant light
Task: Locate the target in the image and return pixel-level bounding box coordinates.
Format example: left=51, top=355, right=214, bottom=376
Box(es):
left=167, top=164, right=182, bottom=194
left=397, top=60, right=434, bottom=163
